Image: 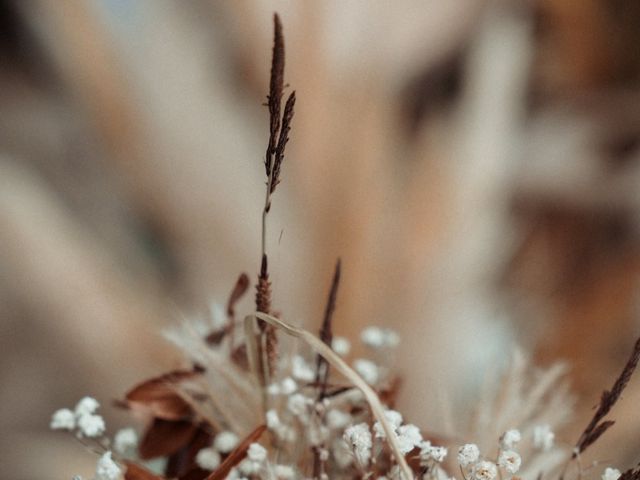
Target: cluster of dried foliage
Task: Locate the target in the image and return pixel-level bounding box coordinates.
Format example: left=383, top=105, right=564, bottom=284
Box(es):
left=49, top=13, right=640, bottom=480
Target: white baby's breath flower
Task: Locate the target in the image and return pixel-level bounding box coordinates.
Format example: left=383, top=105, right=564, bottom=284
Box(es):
left=280, top=377, right=298, bottom=395
left=50, top=408, right=76, bottom=431
left=77, top=413, right=105, bottom=438
left=225, top=468, right=242, bottom=480
left=333, top=438, right=354, bottom=468
left=361, top=327, right=385, bottom=348
left=458, top=443, right=480, bottom=466
left=343, top=423, right=372, bottom=466
left=332, top=337, right=351, bottom=356
left=373, top=409, right=403, bottom=438
left=114, top=428, right=138, bottom=455
left=307, top=424, right=329, bottom=446
left=266, top=383, right=280, bottom=395
left=292, top=355, right=315, bottom=382
left=75, top=397, right=100, bottom=417
left=94, top=452, right=120, bottom=480
left=239, top=458, right=261, bottom=476
left=287, top=393, right=311, bottom=418
left=361, top=327, right=400, bottom=349
left=247, top=443, right=268, bottom=463
left=274, top=464, right=295, bottom=479
left=602, top=468, right=622, bottom=480
left=500, top=429, right=521, bottom=449
left=196, top=447, right=221, bottom=471
left=214, top=431, right=239, bottom=454
left=275, top=425, right=297, bottom=443
left=397, top=424, right=423, bottom=454
left=420, top=441, right=448, bottom=464
left=326, top=409, right=351, bottom=430
left=472, top=461, right=498, bottom=480
left=72, top=476, right=83, bottom=480
left=266, top=409, right=281, bottom=430
left=353, top=359, right=379, bottom=385
left=498, top=450, right=521, bottom=474
left=533, top=424, right=554, bottom=451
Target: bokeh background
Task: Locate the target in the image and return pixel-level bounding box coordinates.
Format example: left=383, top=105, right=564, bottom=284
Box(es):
left=2, top=0, right=640, bottom=478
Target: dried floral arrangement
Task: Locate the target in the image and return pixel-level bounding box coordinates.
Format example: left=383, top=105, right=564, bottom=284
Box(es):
left=49, top=14, right=640, bottom=480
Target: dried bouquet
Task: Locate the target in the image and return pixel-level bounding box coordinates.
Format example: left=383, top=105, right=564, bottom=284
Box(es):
left=49, top=13, right=640, bottom=480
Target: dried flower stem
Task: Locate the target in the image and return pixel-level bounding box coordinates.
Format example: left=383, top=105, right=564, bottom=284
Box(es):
left=254, top=13, right=296, bottom=392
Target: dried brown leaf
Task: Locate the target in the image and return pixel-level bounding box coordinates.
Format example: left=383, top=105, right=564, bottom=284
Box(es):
left=125, top=370, right=200, bottom=420
left=138, top=419, right=197, bottom=459
left=166, top=426, right=213, bottom=478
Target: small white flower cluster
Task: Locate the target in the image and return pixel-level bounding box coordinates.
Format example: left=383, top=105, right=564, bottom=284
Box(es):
left=343, top=423, right=373, bottom=467
left=267, top=376, right=298, bottom=396
left=353, top=358, right=379, bottom=385
left=533, top=424, right=555, bottom=451
left=419, top=440, right=448, bottom=465
left=94, top=452, right=121, bottom=480
left=113, top=428, right=138, bottom=456
left=71, top=452, right=121, bottom=480
left=361, top=326, right=400, bottom=349
left=372, top=409, right=424, bottom=455
left=456, top=429, right=524, bottom=480
left=291, top=355, right=315, bottom=382
left=225, top=442, right=278, bottom=479
left=50, top=397, right=105, bottom=438
left=602, top=468, right=622, bottom=480
left=195, top=430, right=240, bottom=471
left=348, top=325, right=400, bottom=387
left=331, top=336, right=351, bottom=356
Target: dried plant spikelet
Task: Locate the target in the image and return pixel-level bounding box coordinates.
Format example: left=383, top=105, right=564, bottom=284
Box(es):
left=255, top=254, right=272, bottom=315
left=254, top=254, right=277, bottom=378
left=575, top=335, right=640, bottom=455
left=316, top=258, right=341, bottom=399
left=265, top=13, right=284, bottom=177
left=270, top=90, right=296, bottom=194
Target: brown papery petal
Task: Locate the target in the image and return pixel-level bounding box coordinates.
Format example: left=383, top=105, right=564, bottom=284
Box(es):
left=126, top=370, right=199, bottom=420
left=138, top=419, right=197, bottom=459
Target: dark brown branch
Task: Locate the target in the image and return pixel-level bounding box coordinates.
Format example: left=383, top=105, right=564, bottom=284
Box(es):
left=574, top=335, right=640, bottom=454
left=313, top=259, right=341, bottom=479
left=315, top=258, right=342, bottom=399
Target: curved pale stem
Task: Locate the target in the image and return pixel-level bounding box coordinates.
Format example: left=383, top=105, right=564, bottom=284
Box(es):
left=244, top=311, right=414, bottom=480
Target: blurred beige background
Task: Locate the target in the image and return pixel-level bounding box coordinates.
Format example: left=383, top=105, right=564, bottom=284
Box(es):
left=2, top=0, right=640, bottom=478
